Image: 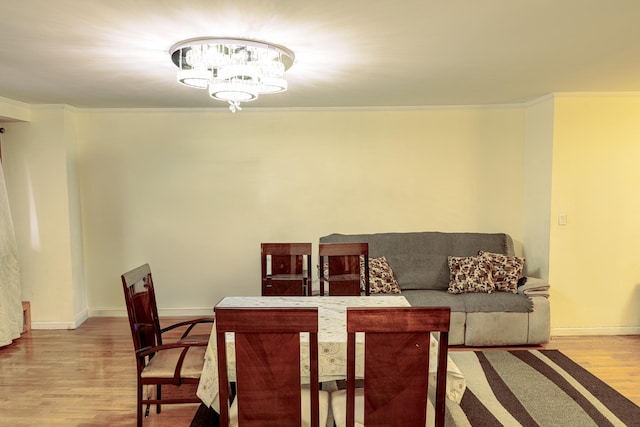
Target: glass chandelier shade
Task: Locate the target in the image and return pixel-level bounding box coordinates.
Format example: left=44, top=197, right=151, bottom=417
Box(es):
left=170, top=38, right=294, bottom=112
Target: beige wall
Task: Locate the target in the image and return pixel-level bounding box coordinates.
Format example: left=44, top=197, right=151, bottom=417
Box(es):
left=2, top=95, right=639, bottom=336
left=549, top=94, right=640, bottom=335
left=2, top=106, right=86, bottom=327
left=77, top=108, right=525, bottom=315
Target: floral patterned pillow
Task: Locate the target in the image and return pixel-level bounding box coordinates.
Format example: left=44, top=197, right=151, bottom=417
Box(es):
left=367, top=256, right=401, bottom=294
left=478, top=251, right=525, bottom=293
left=447, top=255, right=495, bottom=294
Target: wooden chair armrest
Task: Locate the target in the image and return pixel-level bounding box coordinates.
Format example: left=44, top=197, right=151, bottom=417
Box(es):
left=136, top=341, right=207, bottom=359
left=160, top=316, right=215, bottom=339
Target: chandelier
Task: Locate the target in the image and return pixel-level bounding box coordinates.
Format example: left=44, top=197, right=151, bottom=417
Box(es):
left=170, top=37, right=295, bottom=112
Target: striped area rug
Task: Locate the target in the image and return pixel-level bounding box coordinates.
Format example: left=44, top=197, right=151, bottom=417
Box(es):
left=447, top=350, right=639, bottom=427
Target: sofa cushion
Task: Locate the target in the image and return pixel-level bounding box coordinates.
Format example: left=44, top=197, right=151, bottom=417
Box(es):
left=447, top=255, right=494, bottom=294
left=464, top=312, right=530, bottom=346
left=319, top=232, right=514, bottom=291
left=479, top=251, right=524, bottom=293
left=460, top=292, right=533, bottom=312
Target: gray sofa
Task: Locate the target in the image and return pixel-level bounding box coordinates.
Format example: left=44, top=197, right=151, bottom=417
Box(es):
left=319, top=231, right=551, bottom=346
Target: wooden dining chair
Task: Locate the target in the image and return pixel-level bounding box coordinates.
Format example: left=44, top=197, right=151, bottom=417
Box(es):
left=121, top=263, right=214, bottom=427
left=330, top=306, right=451, bottom=427
left=319, top=242, right=369, bottom=296
left=261, top=243, right=312, bottom=296
left=215, top=307, right=329, bottom=427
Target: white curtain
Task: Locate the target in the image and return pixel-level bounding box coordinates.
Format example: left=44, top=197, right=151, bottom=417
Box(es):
left=0, top=160, right=23, bottom=347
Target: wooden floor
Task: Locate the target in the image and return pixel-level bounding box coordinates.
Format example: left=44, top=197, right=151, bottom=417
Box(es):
left=1, top=317, right=639, bottom=427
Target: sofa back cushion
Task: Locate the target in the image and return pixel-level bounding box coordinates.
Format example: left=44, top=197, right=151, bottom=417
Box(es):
left=319, top=232, right=514, bottom=291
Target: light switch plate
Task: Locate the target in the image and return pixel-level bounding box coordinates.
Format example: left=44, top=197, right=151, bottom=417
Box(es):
left=558, top=213, right=567, bottom=226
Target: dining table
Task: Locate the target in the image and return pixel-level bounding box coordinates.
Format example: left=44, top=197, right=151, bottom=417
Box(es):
left=196, top=295, right=466, bottom=411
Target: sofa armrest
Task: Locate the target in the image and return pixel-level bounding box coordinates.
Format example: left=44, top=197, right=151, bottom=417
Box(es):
left=518, top=277, right=550, bottom=298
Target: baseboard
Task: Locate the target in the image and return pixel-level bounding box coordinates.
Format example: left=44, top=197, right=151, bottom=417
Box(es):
left=35, top=312, right=638, bottom=334
left=158, top=307, right=215, bottom=317
left=31, top=321, right=80, bottom=330
left=75, top=308, right=89, bottom=326
left=89, top=307, right=214, bottom=318
left=89, top=308, right=128, bottom=317
left=31, top=306, right=213, bottom=329
left=551, top=326, right=640, bottom=336
left=30, top=309, right=87, bottom=330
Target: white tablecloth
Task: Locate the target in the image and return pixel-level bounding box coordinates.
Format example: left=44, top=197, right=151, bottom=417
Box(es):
left=196, top=296, right=466, bottom=410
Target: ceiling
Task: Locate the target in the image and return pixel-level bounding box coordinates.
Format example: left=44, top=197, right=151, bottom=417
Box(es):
left=1, top=0, right=639, bottom=111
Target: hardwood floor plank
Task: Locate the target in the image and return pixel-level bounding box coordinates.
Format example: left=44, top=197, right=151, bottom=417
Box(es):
left=1, top=317, right=638, bottom=426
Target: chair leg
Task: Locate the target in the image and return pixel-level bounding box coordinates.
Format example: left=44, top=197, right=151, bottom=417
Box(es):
left=156, top=384, right=161, bottom=414
left=137, top=382, right=143, bottom=427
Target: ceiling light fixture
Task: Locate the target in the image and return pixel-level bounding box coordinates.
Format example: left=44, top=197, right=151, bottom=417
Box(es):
left=170, top=37, right=295, bottom=112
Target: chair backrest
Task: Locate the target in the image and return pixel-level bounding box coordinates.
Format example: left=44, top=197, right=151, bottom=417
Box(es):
left=215, top=307, right=321, bottom=427
left=261, top=243, right=312, bottom=296
left=319, top=242, right=369, bottom=296
left=345, top=307, right=451, bottom=427
left=121, top=263, right=163, bottom=353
